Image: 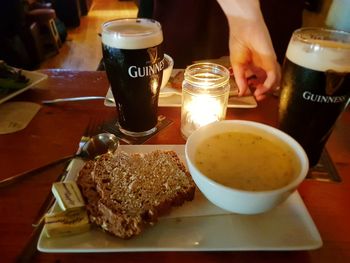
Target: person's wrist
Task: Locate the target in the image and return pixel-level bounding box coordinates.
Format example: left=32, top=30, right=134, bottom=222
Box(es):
left=217, top=0, right=261, bottom=20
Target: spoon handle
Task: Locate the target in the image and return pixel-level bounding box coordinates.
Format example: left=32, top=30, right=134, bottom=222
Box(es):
left=0, top=155, right=74, bottom=189
left=42, top=96, right=113, bottom=104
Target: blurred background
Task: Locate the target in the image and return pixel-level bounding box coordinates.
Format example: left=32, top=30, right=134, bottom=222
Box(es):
left=0, top=0, right=346, bottom=71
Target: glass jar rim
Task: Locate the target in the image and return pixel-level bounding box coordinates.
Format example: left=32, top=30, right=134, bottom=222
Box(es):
left=184, top=63, right=230, bottom=90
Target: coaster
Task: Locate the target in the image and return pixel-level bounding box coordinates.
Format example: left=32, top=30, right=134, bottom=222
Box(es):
left=0, top=102, right=41, bottom=134
left=306, top=149, right=341, bottom=182
left=102, top=115, right=173, bottom=144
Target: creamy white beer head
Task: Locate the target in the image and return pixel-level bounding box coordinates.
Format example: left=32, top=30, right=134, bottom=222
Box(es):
left=286, top=28, right=350, bottom=72
left=102, top=18, right=163, bottom=49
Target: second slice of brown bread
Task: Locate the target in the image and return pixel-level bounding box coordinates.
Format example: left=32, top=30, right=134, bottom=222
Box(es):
left=77, top=150, right=195, bottom=239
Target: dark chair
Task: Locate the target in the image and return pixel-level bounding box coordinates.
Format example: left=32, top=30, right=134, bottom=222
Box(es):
left=26, top=3, right=62, bottom=60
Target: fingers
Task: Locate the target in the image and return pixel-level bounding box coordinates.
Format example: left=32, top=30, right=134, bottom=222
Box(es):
left=252, top=73, right=279, bottom=101
left=232, top=63, right=279, bottom=100
left=249, top=59, right=280, bottom=100
left=232, top=64, right=248, bottom=96
left=229, top=40, right=281, bottom=100
left=254, top=92, right=267, bottom=101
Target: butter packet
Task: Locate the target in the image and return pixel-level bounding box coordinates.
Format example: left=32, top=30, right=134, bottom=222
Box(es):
left=51, top=181, right=85, bottom=211
left=44, top=208, right=90, bottom=238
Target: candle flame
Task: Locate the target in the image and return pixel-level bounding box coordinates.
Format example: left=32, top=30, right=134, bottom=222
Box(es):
left=186, top=95, right=222, bottom=127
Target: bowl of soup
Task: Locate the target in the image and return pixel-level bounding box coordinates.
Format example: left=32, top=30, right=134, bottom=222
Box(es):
left=185, top=120, right=309, bottom=214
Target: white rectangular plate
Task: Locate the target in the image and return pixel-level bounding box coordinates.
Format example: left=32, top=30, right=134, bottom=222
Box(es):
left=0, top=69, right=47, bottom=104
left=105, top=87, right=257, bottom=109
left=104, top=69, right=257, bottom=108
left=38, top=145, right=322, bottom=252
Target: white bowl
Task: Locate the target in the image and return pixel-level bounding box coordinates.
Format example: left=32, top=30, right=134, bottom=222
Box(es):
left=185, top=120, right=309, bottom=215
left=161, top=54, right=173, bottom=89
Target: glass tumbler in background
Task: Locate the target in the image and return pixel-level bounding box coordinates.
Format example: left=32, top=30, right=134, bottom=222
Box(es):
left=101, top=18, right=165, bottom=137
left=278, top=28, right=350, bottom=167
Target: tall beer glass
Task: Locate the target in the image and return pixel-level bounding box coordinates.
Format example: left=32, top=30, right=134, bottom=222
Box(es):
left=101, top=18, right=164, bottom=137
left=279, top=28, right=350, bottom=167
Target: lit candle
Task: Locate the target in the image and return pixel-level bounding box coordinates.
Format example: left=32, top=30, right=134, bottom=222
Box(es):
left=181, top=63, right=230, bottom=138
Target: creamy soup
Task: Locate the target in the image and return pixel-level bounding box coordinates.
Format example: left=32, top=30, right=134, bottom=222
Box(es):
left=194, top=131, right=300, bottom=191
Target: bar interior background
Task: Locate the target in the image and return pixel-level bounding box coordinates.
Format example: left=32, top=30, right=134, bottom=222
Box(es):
left=0, top=0, right=344, bottom=71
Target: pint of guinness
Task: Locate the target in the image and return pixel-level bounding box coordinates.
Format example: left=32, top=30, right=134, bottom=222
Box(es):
left=279, top=28, right=350, bottom=166
left=101, top=18, right=164, bottom=137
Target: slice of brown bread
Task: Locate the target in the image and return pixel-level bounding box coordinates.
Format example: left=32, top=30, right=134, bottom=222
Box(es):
left=77, top=150, right=195, bottom=239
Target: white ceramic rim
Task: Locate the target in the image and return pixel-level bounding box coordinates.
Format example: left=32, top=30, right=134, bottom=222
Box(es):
left=164, top=54, right=173, bottom=68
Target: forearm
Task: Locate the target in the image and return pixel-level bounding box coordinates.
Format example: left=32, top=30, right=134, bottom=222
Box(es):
left=216, top=0, right=262, bottom=22
left=216, top=0, right=280, bottom=100
left=217, top=0, right=275, bottom=59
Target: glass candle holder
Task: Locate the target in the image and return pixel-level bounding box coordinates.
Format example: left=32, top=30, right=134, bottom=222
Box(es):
left=181, top=63, right=230, bottom=138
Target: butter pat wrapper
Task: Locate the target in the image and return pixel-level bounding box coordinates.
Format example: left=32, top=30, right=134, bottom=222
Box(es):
left=44, top=208, right=90, bottom=238
left=52, top=181, right=85, bottom=210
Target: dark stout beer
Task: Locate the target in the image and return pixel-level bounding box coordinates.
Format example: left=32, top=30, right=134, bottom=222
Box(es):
left=279, top=28, right=350, bottom=166
left=102, top=19, right=164, bottom=137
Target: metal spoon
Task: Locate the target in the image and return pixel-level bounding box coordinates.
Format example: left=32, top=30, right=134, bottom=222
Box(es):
left=80, top=132, right=119, bottom=159
left=14, top=133, right=119, bottom=262
left=42, top=96, right=115, bottom=104
left=0, top=133, right=119, bottom=188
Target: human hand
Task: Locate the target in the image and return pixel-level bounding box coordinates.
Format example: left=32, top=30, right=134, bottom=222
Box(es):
left=217, top=0, right=281, bottom=101
left=229, top=33, right=281, bottom=101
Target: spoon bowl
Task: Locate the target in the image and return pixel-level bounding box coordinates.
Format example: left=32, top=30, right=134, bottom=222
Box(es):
left=81, top=133, right=119, bottom=159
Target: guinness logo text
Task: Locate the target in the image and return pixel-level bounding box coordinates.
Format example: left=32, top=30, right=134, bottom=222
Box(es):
left=302, top=91, right=347, bottom=103
left=128, top=58, right=165, bottom=78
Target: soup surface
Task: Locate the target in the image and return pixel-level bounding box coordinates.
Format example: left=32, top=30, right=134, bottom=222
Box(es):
left=194, top=131, right=299, bottom=191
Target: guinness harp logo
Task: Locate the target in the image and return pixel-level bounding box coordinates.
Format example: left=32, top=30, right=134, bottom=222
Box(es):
left=147, top=47, right=158, bottom=64
left=325, top=70, right=346, bottom=95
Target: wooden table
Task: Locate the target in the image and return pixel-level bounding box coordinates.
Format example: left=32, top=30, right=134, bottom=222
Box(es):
left=0, top=70, right=349, bottom=262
